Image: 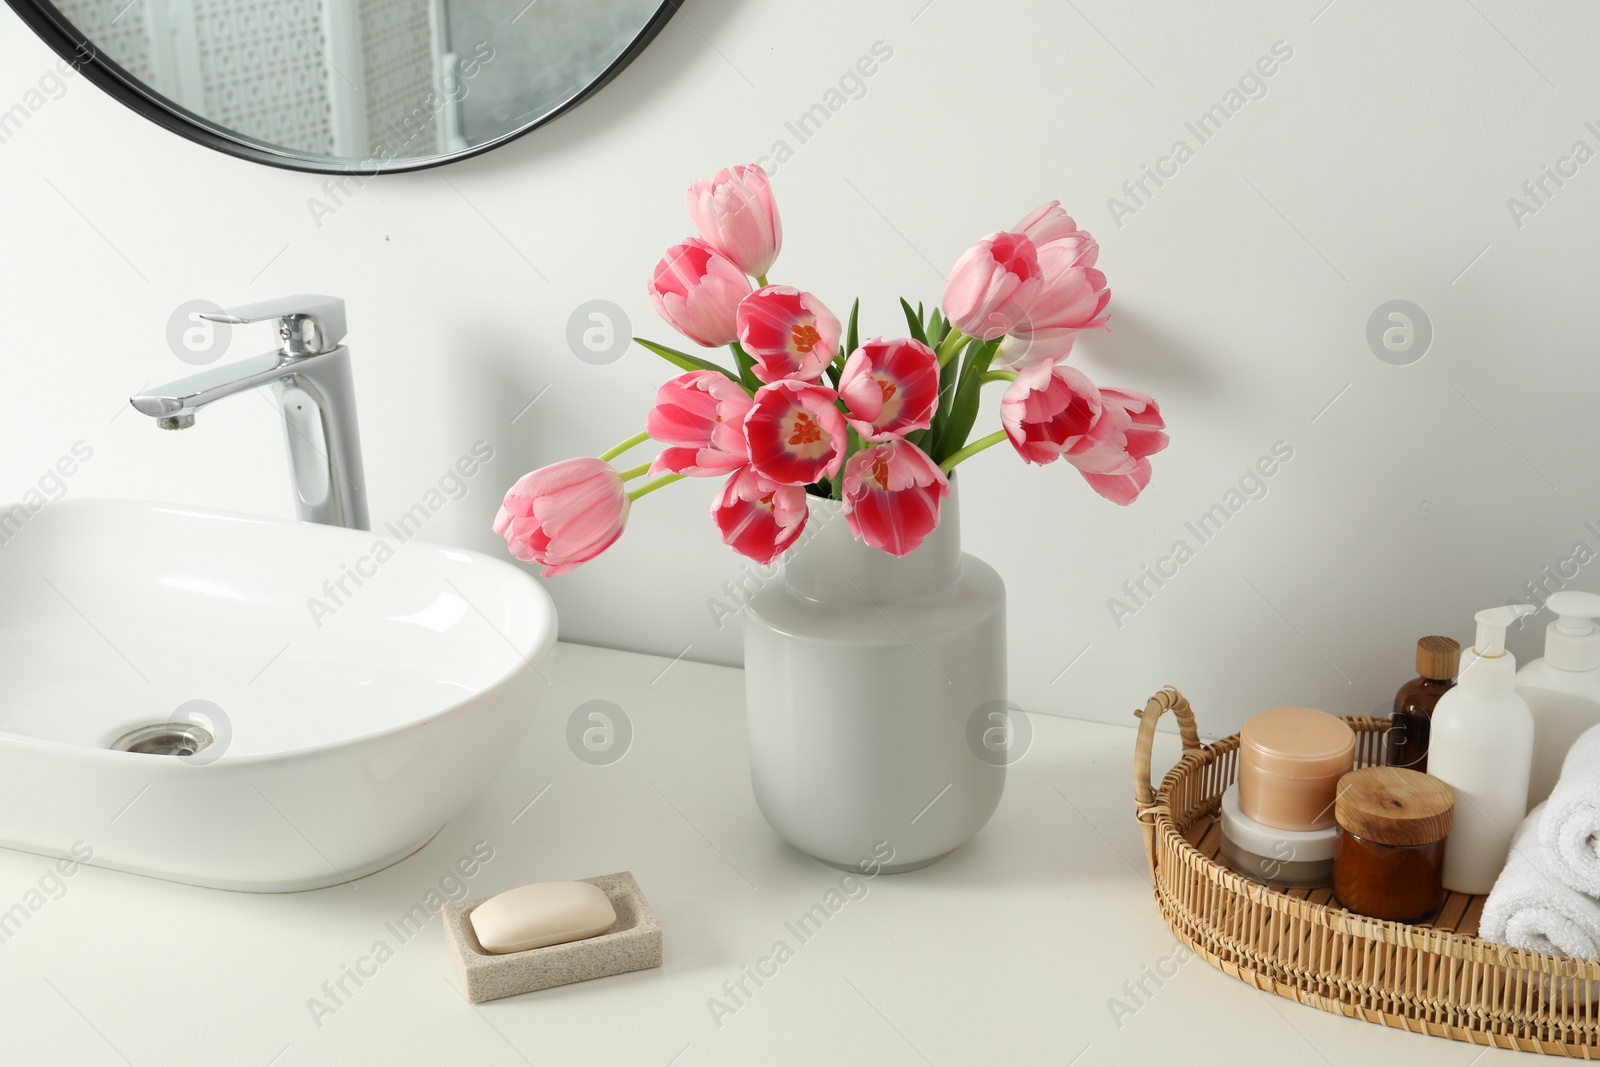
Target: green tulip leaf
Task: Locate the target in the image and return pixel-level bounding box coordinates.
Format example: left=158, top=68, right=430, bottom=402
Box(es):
left=633, top=338, right=745, bottom=387
left=933, top=338, right=999, bottom=461
left=900, top=298, right=929, bottom=346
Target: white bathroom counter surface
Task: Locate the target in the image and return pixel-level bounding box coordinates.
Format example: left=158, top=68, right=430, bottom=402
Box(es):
left=0, top=642, right=1524, bottom=1066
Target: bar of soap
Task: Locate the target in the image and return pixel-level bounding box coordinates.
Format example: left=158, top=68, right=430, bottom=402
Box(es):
left=469, top=880, right=617, bottom=955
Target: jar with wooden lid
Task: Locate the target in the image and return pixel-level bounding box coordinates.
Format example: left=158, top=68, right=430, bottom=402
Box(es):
left=1333, top=767, right=1454, bottom=922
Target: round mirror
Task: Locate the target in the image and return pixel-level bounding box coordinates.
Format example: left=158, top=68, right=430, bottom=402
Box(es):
left=6, top=0, right=674, bottom=172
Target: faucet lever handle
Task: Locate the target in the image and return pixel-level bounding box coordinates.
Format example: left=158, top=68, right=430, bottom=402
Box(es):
left=200, top=294, right=346, bottom=358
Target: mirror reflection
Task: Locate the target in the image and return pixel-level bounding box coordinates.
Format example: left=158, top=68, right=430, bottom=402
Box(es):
left=51, top=0, right=665, bottom=166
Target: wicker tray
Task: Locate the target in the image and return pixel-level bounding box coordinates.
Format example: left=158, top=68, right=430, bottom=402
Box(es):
left=1133, top=687, right=1600, bottom=1057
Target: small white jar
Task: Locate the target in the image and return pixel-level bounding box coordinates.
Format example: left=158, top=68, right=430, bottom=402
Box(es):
left=1218, top=785, right=1338, bottom=889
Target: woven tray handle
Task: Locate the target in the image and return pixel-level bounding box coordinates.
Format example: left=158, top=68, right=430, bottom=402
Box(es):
left=1132, top=687, right=1203, bottom=876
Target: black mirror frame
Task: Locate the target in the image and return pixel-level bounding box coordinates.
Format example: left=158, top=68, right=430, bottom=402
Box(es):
left=4, top=0, right=677, bottom=174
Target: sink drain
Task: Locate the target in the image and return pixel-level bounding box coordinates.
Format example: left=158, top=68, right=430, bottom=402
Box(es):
left=111, top=722, right=215, bottom=757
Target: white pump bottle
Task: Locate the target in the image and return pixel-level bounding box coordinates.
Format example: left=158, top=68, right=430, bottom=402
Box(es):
left=1516, top=590, right=1600, bottom=807
left=1430, top=604, right=1537, bottom=895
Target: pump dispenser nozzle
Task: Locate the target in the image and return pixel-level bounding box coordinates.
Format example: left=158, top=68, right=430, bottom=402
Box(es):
left=1540, top=590, right=1600, bottom=671
left=1474, top=604, right=1537, bottom=655
left=1460, top=604, right=1536, bottom=696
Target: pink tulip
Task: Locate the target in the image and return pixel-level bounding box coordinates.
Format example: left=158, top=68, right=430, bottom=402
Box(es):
left=712, top=466, right=808, bottom=565
left=997, top=238, right=1109, bottom=368
left=743, top=379, right=847, bottom=486
left=840, top=439, right=950, bottom=557
left=493, top=458, right=629, bottom=578
left=838, top=337, right=940, bottom=442
left=999, top=360, right=1104, bottom=466
left=645, top=370, right=754, bottom=477
left=648, top=238, right=752, bottom=347
left=1012, top=201, right=1099, bottom=259
left=736, top=285, right=841, bottom=383
left=1064, top=387, right=1168, bottom=505
left=941, top=231, right=1043, bottom=341
left=686, top=164, right=782, bottom=279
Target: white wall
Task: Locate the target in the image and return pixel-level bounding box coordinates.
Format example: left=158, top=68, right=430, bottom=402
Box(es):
left=1, top=0, right=1595, bottom=737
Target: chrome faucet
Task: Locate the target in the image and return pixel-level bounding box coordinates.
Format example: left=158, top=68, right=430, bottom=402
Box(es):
left=131, top=295, right=369, bottom=530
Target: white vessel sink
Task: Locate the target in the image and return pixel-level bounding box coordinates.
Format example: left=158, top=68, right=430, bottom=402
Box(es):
left=0, top=499, right=555, bottom=891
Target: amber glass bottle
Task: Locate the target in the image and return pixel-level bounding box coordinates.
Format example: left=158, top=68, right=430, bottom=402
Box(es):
left=1387, top=636, right=1460, bottom=773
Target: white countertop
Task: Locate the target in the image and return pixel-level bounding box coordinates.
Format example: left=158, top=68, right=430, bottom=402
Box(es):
left=0, top=642, right=1522, bottom=1066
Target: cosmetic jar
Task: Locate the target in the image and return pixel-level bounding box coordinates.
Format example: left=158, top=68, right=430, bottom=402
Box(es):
left=1238, top=707, right=1356, bottom=831
left=1333, top=767, right=1454, bottom=923
left=1218, top=785, right=1337, bottom=888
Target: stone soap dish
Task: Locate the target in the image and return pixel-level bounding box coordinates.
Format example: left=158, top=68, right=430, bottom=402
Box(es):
left=443, top=871, right=661, bottom=1003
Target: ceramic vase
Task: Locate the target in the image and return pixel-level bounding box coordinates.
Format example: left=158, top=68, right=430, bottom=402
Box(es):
left=742, top=484, right=1006, bottom=872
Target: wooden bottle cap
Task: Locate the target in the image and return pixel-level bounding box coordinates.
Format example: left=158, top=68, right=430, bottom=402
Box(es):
left=1334, top=767, right=1453, bottom=845
left=1415, top=635, right=1460, bottom=680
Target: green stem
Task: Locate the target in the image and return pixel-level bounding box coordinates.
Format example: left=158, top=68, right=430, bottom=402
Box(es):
left=729, top=341, right=759, bottom=392
left=626, top=473, right=684, bottom=501
left=755, top=274, right=769, bottom=287
left=617, top=462, right=652, bottom=481
left=599, top=431, right=651, bottom=463
left=980, top=369, right=1018, bottom=384
left=938, top=429, right=1008, bottom=473
left=935, top=327, right=969, bottom=367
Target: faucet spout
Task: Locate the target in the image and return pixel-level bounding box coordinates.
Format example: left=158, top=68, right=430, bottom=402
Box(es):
left=130, top=350, right=292, bottom=422
left=130, top=296, right=369, bottom=531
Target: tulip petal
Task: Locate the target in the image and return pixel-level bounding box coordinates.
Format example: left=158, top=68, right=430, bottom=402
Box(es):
left=1079, top=457, right=1152, bottom=506
left=712, top=466, right=808, bottom=564
left=840, top=440, right=949, bottom=556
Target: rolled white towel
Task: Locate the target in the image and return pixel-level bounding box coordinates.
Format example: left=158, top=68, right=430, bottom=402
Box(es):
left=1481, top=804, right=1600, bottom=959
left=1539, top=722, right=1600, bottom=896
